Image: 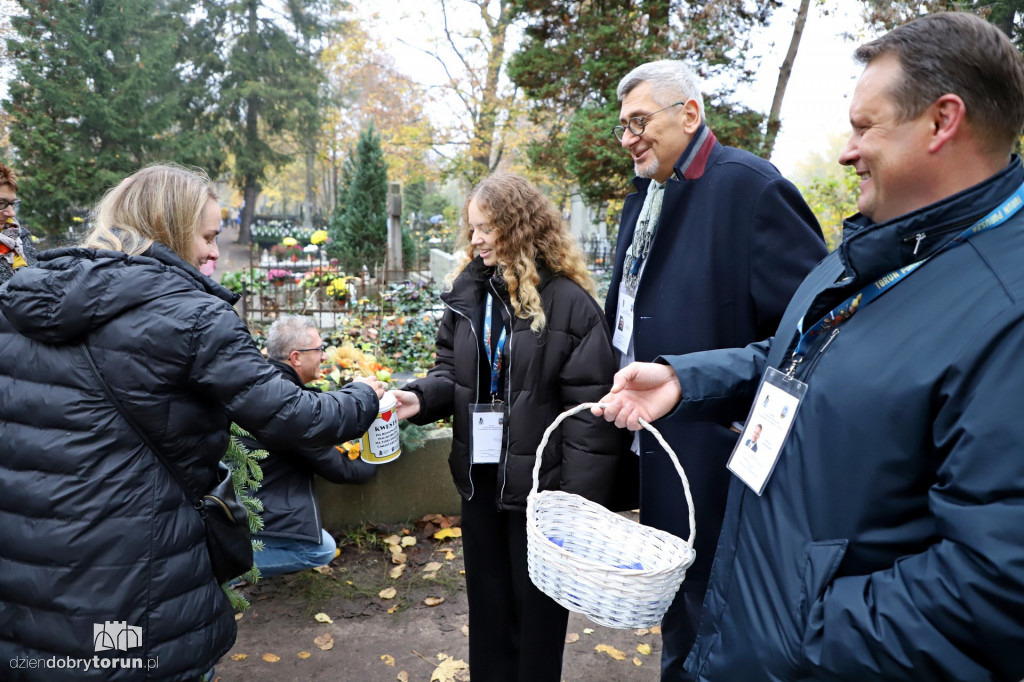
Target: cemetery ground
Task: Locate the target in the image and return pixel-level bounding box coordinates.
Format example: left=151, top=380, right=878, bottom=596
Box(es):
left=223, top=516, right=663, bottom=682
left=215, top=239, right=663, bottom=681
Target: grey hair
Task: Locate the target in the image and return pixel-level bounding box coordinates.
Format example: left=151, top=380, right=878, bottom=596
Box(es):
left=266, top=315, right=318, bottom=361
left=616, top=60, right=705, bottom=120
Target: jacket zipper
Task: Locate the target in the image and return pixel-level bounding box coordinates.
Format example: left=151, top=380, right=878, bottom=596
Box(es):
left=441, top=297, right=481, bottom=501
left=903, top=219, right=974, bottom=255
left=489, top=279, right=515, bottom=509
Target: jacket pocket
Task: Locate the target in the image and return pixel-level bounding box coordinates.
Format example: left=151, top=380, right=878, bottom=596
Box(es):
left=793, top=540, right=848, bottom=667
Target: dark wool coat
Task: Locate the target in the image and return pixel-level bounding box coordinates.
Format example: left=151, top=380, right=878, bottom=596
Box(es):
left=405, top=258, right=623, bottom=511
left=676, top=159, right=1024, bottom=681
left=241, top=359, right=377, bottom=544
left=605, top=125, right=827, bottom=590
left=0, top=244, right=378, bottom=681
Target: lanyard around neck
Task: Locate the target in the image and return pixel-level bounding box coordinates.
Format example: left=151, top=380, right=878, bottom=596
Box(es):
left=790, top=180, right=1024, bottom=370
left=483, top=292, right=507, bottom=396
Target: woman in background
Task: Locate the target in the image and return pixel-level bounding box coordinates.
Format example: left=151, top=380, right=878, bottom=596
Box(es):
left=0, top=162, right=38, bottom=284
left=393, top=173, right=622, bottom=682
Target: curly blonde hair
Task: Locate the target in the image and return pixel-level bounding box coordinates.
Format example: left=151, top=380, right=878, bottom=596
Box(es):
left=451, top=174, right=595, bottom=332
left=82, top=163, right=218, bottom=263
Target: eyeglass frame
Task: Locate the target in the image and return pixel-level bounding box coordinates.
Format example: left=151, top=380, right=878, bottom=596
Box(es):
left=294, top=343, right=328, bottom=354
left=612, top=101, right=685, bottom=142
left=0, top=199, right=22, bottom=212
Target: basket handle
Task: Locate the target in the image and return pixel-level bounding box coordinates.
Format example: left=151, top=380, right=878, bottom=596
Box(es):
left=530, top=402, right=695, bottom=547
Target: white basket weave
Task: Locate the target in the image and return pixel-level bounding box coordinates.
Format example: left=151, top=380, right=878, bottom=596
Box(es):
left=526, top=402, right=696, bottom=629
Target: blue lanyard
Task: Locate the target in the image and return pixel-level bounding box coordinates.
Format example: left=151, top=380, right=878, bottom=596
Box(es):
left=483, top=293, right=507, bottom=396
left=793, top=180, right=1024, bottom=362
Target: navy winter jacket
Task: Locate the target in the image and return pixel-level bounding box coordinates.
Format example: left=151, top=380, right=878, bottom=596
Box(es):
left=672, top=158, right=1024, bottom=681
left=0, top=244, right=378, bottom=681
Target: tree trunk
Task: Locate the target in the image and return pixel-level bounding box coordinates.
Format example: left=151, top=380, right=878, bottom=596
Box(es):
left=236, top=0, right=260, bottom=245
left=764, top=0, right=811, bottom=159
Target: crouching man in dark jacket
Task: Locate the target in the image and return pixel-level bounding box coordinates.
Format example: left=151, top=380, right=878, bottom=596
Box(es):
left=245, top=315, right=382, bottom=577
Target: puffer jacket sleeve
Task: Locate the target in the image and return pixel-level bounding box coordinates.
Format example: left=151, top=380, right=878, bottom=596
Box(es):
left=555, top=300, right=622, bottom=505
left=405, top=307, right=459, bottom=425
left=659, top=339, right=772, bottom=425
left=188, top=301, right=379, bottom=448
left=800, top=313, right=1024, bottom=681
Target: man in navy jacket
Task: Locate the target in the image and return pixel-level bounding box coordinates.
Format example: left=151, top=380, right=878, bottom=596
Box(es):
left=598, top=13, right=1024, bottom=681
left=605, top=59, right=826, bottom=678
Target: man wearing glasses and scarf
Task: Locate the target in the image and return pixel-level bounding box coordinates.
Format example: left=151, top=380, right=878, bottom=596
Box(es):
left=604, top=60, right=827, bottom=680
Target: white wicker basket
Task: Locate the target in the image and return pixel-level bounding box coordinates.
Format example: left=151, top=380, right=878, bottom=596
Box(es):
left=526, top=402, right=696, bottom=629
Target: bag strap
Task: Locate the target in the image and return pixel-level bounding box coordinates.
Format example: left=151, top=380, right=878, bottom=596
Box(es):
left=81, top=343, right=204, bottom=511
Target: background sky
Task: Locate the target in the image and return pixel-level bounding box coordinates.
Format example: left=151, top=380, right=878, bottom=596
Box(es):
left=357, top=0, right=877, bottom=179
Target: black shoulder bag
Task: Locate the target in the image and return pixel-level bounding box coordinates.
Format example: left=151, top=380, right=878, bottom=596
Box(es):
left=82, top=344, right=254, bottom=584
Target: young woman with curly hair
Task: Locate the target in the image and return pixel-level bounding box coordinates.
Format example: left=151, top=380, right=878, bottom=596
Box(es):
left=393, top=173, right=623, bottom=681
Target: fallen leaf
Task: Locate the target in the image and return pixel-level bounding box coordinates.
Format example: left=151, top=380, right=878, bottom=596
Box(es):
left=314, top=633, right=334, bottom=651
left=424, top=596, right=445, bottom=606
left=398, top=671, right=410, bottom=682
left=433, top=528, right=462, bottom=540
left=389, top=565, right=406, bottom=579
left=400, top=536, right=417, bottom=547
left=430, top=654, right=469, bottom=682
left=565, top=632, right=580, bottom=644
left=634, top=628, right=650, bottom=636
left=391, top=552, right=408, bottom=565
left=381, top=654, right=395, bottom=666
left=445, top=551, right=456, bottom=561
left=384, top=534, right=401, bottom=545
left=387, top=605, right=399, bottom=614
left=595, top=644, right=627, bottom=661
left=229, top=654, right=247, bottom=662
left=346, top=580, right=354, bottom=585
left=388, top=544, right=404, bottom=555
left=312, top=565, right=334, bottom=575
left=650, top=625, right=662, bottom=634
left=234, top=613, right=243, bottom=621
left=295, top=651, right=310, bottom=660
left=379, top=587, right=397, bottom=599
left=423, top=562, right=444, bottom=573
left=261, top=653, right=280, bottom=663
left=460, top=625, right=469, bottom=637
left=633, top=657, right=643, bottom=666
left=637, top=643, right=652, bottom=656
left=583, top=628, right=595, bottom=635
left=314, top=612, right=333, bottom=624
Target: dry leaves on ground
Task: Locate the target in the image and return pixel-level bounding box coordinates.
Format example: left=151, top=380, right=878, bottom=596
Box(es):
left=424, top=596, right=445, bottom=606
left=379, top=587, right=398, bottom=600
left=380, top=654, right=395, bottom=666
left=637, top=643, right=652, bottom=655
left=297, top=651, right=311, bottom=659
left=314, top=612, right=333, bottom=623
left=595, top=644, right=627, bottom=661
left=565, top=632, right=580, bottom=644
left=430, top=654, right=469, bottom=682
left=314, top=633, right=334, bottom=651
left=261, top=653, right=280, bottom=663
left=433, top=528, right=462, bottom=540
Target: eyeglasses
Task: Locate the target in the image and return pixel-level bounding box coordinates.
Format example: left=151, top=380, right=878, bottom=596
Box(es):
left=612, top=101, right=684, bottom=142
left=0, top=199, right=21, bottom=212
left=295, top=343, right=327, bottom=354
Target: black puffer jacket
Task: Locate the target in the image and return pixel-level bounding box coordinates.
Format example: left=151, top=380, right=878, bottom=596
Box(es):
left=405, top=258, right=622, bottom=511
left=0, top=244, right=378, bottom=681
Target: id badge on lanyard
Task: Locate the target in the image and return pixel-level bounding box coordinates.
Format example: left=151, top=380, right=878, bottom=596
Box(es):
left=612, top=280, right=636, bottom=354
left=727, top=367, right=807, bottom=495
left=470, top=402, right=507, bottom=464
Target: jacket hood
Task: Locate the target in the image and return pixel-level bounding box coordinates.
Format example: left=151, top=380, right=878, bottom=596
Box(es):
left=441, top=256, right=557, bottom=315
left=3, top=242, right=239, bottom=344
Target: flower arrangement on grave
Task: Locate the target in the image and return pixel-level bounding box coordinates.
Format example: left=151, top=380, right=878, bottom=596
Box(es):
left=266, top=268, right=292, bottom=286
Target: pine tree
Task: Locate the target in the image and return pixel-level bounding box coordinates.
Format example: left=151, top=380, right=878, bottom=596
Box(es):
left=221, top=423, right=267, bottom=612
left=328, top=125, right=389, bottom=273
left=201, top=0, right=332, bottom=245
left=4, top=0, right=222, bottom=238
